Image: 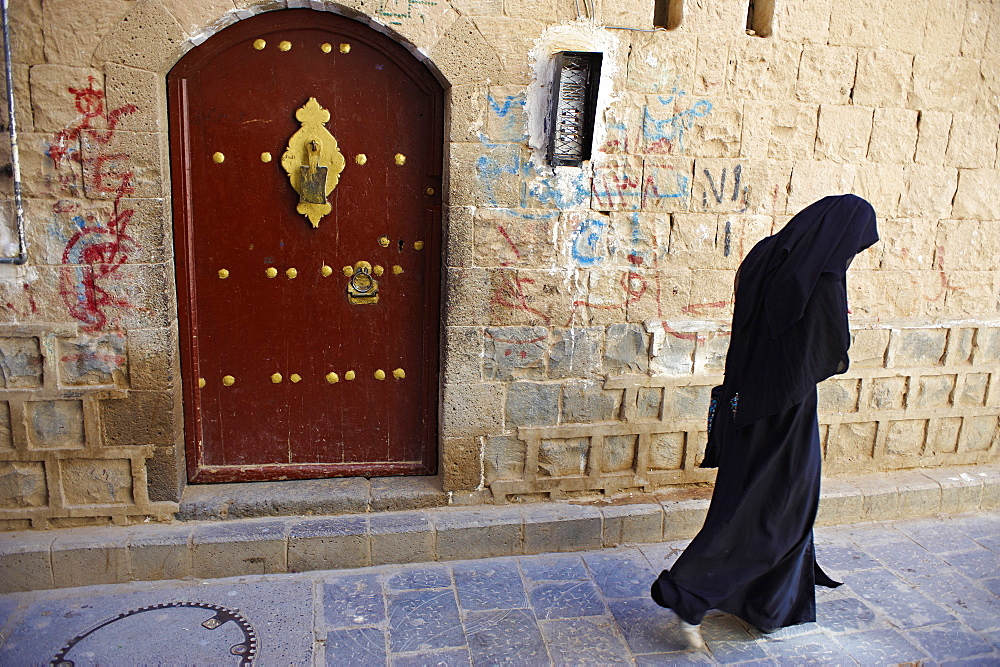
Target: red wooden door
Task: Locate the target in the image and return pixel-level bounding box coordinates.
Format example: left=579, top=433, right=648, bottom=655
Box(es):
left=169, top=10, right=442, bottom=483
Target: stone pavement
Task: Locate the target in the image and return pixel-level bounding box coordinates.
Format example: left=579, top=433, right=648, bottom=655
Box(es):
left=0, top=512, right=998, bottom=665
left=4, top=464, right=999, bottom=595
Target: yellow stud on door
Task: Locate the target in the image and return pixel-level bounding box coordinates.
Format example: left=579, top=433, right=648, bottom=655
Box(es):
left=271, top=373, right=283, bottom=383
left=223, top=375, right=235, bottom=386
left=393, top=368, right=405, bottom=379
left=345, top=370, right=356, bottom=381
left=321, top=265, right=333, bottom=277
left=374, top=369, right=386, bottom=380
left=290, top=373, right=302, bottom=383
left=325, top=372, right=339, bottom=383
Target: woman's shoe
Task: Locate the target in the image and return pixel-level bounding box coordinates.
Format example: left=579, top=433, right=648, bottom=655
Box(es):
left=679, top=620, right=706, bottom=650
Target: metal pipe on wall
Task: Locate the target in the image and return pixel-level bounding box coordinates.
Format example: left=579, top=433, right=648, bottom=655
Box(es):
left=0, top=0, right=27, bottom=265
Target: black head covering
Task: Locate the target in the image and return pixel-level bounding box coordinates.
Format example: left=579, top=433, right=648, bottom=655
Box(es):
left=733, top=194, right=878, bottom=339
left=719, top=194, right=878, bottom=431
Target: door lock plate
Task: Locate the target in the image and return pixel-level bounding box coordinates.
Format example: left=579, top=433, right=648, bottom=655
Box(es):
left=347, top=261, right=379, bottom=305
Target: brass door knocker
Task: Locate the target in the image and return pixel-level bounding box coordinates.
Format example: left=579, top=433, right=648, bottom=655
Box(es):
left=298, top=140, right=328, bottom=204
left=281, top=98, right=345, bottom=227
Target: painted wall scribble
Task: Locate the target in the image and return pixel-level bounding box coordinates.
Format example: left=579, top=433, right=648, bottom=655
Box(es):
left=571, top=217, right=608, bottom=267
left=374, top=0, right=438, bottom=25
left=474, top=80, right=732, bottom=333
left=491, top=273, right=552, bottom=326
left=49, top=78, right=139, bottom=332
left=701, top=164, right=749, bottom=212
left=643, top=91, right=713, bottom=155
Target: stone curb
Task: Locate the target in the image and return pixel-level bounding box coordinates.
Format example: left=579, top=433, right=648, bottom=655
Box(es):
left=1, top=464, right=998, bottom=594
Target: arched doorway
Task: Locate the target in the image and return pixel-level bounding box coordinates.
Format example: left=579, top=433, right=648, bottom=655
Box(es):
left=169, top=10, right=443, bottom=483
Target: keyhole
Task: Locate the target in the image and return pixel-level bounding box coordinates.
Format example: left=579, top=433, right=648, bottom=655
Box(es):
left=398, top=240, right=404, bottom=252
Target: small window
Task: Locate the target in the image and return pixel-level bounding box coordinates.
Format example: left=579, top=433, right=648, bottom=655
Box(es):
left=546, top=52, right=603, bottom=168
left=653, top=0, right=683, bottom=30
left=745, top=0, right=774, bottom=37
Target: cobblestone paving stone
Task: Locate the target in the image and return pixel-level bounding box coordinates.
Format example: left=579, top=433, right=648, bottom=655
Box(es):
left=0, top=512, right=998, bottom=665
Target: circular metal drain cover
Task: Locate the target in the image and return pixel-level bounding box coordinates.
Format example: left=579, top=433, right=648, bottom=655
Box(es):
left=51, top=602, right=258, bottom=666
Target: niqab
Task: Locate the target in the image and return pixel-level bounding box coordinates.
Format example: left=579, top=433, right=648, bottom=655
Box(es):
left=717, top=194, right=878, bottom=433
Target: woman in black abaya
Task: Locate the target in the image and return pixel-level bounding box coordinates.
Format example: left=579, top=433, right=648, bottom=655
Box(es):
left=650, top=194, right=879, bottom=647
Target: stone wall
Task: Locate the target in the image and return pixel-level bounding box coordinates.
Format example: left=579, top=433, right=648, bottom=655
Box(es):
left=0, top=324, right=175, bottom=529
left=484, top=323, right=1000, bottom=502
left=1, top=0, right=998, bottom=527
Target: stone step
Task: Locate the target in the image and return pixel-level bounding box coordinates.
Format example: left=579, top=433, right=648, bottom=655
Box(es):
left=175, top=475, right=449, bottom=521
left=1, top=464, right=997, bottom=594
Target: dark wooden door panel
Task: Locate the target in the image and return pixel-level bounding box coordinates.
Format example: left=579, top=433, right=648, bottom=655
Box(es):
left=169, top=10, right=442, bottom=482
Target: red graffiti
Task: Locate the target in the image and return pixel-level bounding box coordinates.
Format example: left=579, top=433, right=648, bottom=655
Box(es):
left=485, top=327, right=547, bottom=364
left=484, top=329, right=549, bottom=346
left=59, top=187, right=136, bottom=331
left=83, top=152, right=133, bottom=196
left=683, top=300, right=730, bottom=316
left=491, top=274, right=552, bottom=326
left=658, top=301, right=732, bottom=342
left=592, top=172, right=641, bottom=210
left=52, top=80, right=139, bottom=332
left=646, top=138, right=674, bottom=154
left=49, top=77, right=137, bottom=174
left=60, top=352, right=127, bottom=366
left=567, top=269, right=648, bottom=324
left=23, top=284, right=38, bottom=314
left=496, top=224, right=521, bottom=267
left=930, top=246, right=958, bottom=303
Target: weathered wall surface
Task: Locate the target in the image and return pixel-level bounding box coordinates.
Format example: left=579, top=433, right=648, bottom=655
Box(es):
left=0, top=0, right=998, bottom=528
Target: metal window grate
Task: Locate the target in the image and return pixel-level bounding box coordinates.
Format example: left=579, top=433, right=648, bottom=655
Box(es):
left=546, top=51, right=602, bottom=167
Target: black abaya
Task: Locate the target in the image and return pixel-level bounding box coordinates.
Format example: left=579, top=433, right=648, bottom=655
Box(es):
left=652, top=388, right=825, bottom=630
left=650, top=195, right=878, bottom=631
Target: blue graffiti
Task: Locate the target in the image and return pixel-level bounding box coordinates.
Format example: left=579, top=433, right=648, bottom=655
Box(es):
left=643, top=167, right=690, bottom=203
left=524, top=169, right=591, bottom=210
left=571, top=217, right=608, bottom=266
left=473, top=88, right=712, bottom=213
left=486, top=92, right=528, bottom=142
left=375, top=0, right=438, bottom=25
left=475, top=133, right=590, bottom=211
left=629, top=212, right=641, bottom=245
left=607, top=213, right=651, bottom=265
left=487, top=92, right=525, bottom=118
left=643, top=90, right=713, bottom=153
left=601, top=118, right=631, bottom=151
